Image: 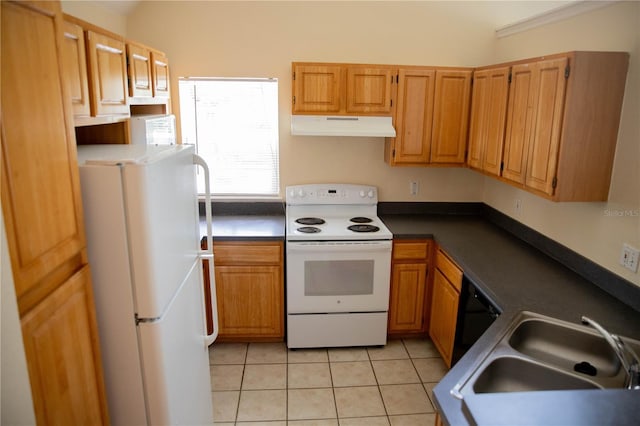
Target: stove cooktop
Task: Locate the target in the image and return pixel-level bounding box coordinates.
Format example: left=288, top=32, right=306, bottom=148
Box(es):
left=285, top=184, right=392, bottom=241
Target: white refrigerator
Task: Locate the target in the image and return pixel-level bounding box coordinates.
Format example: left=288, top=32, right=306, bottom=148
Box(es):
left=77, top=144, right=217, bottom=425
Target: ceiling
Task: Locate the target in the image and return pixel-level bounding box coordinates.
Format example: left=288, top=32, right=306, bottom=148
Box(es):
left=95, top=0, right=581, bottom=28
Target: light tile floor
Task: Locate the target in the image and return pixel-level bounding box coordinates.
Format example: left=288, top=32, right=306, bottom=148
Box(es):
left=209, top=339, right=447, bottom=426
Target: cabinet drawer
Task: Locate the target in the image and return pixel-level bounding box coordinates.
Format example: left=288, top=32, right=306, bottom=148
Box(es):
left=435, top=249, right=462, bottom=292
left=393, top=241, right=431, bottom=260
left=214, top=243, right=282, bottom=265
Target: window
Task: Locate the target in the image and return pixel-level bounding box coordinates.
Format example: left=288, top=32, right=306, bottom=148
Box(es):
left=178, top=78, right=279, bottom=197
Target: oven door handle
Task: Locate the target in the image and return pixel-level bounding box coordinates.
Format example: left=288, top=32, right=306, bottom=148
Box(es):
left=287, top=241, right=392, bottom=253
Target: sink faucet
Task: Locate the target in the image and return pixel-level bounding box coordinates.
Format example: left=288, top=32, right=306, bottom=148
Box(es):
left=581, top=316, right=640, bottom=390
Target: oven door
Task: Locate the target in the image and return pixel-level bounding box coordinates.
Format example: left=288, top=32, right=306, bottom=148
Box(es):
left=286, top=240, right=392, bottom=313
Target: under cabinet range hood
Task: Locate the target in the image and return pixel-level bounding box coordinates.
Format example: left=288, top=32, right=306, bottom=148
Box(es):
left=291, top=115, right=396, bottom=137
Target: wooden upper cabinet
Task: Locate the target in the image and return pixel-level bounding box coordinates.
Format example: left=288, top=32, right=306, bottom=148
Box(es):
left=346, top=66, right=395, bottom=114
left=467, top=66, right=510, bottom=176
left=62, top=20, right=90, bottom=117
left=292, top=63, right=343, bottom=113
left=499, top=51, right=628, bottom=201
left=86, top=29, right=129, bottom=117
left=386, top=67, right=471, bottom=166
left=388, top=68, right=436, bottom=165
left=127, top=42, right=171, bottom=101
left=503, top=58, right=566, bottom=188
left=292, top=62, right=396, bottom=116
left=430, top=69, right=472, bottom=164
left=127, top=42, right=153, bottom=98
left=502, top=63, right=536, bottom=184
left=524, top=57, right=568, bottom=195
left=151, top=50, right=171, bottom=98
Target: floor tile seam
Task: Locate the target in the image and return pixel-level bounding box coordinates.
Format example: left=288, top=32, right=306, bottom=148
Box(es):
left=408, top=355, right=425, bottom=383
left=421, top=382, right=436, bottom=408
left=375, top=383, right=391, bottom=419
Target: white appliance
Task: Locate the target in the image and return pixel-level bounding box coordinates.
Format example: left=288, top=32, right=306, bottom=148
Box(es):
left=285, top=184, right=392, bottom=349
left=130, top=114, right=177, bottom=145
left=77, top=144, right=217, bottom=426
left=290, top=115, right=396, bottom=137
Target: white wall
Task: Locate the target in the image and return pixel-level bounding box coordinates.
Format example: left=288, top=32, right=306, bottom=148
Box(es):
left=61, top=0, right=127, bottom=34
left=1, top=214, right=36, bottom=425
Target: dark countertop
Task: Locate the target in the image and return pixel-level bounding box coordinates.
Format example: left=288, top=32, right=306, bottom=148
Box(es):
left=199, top=214, right=285, bottom=241
left=381, top=214, right=640, bottom=426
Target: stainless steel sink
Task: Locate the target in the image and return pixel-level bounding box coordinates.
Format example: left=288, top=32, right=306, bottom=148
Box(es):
left=451, top=311, right=640, bottom=399
left=473, top=357, right=600, bottom=393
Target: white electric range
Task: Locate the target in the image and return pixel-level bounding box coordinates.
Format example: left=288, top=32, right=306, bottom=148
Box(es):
left=285, top=184, right=392, bottom=348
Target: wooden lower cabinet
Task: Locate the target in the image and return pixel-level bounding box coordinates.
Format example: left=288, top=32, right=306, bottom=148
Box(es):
left=429, top=248, right=462, bottom=368
left=211, top=241, right=284, bottom=341
left=388, top=240, right=432, bottom=335
left=20, top=265, right=108, bottom=425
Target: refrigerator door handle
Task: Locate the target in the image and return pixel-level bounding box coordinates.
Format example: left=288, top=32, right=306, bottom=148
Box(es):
left=193, top=154, right=219, bottom=346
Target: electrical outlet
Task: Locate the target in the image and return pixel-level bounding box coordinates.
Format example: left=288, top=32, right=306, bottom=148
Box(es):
left=514, top=199, right=522, bottom=216
left=620, top=243, right=639, bottom=273
left=410, top=181, right=419, bottom=196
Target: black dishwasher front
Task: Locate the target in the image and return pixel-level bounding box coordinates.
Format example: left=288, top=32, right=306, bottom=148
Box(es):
left=451, top=277, right=500, bottom=365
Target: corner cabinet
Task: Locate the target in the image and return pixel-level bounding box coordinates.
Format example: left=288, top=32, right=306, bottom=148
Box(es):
left=385, top=67, right=472, bottom=166
left=388, top=240, right=433, bottom=336
left=211, top=241, right=284, bottom=341
left=429, top=247, right=462, bottom=368
left=292, top=62, right=396, bottom=116
left=477, top=52, right=629, bottom=201
left=2, top=0, right=109, bottom=423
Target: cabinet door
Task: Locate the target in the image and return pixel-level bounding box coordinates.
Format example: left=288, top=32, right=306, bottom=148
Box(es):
left=86, top=30, right=129, bottom=117
left=215, top=265, right=283, bottom=338
left=524, top=57, right=568, bottom=195
left=429, top=269, right=459, bottom=368
left=292, top=63, right=343, bottom=113
left=392, top=68, right=435, bottom=164
left=151, top=50, right=171, bottom=98
left=431, top=70, right=472, bottom=164
left=467, top=67, right=510, bottom=175
left=62, top=20, right=90, bottom=117
left=21, top=266, right=109, bottom=425
left=346, top=66, right=394, bottom=114
left=502, top=63, right=536, bottom=184
left=2, top=0, right=87, bottom=312
left=388, top=263, right=428, bottom=333
left=127, top=43, right=153, bottom=98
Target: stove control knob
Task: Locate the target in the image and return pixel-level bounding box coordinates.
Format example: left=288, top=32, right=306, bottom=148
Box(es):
left=359, top=190, right=366, bottom=198
left=368, top=190, right=375, bottom=198
left=297, top=189, right=305, bottom=198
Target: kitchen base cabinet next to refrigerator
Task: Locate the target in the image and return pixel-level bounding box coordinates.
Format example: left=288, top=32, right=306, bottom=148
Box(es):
left=77, top=144, right=215, bottom=425
left=202, top=240, right=284, bottom=342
